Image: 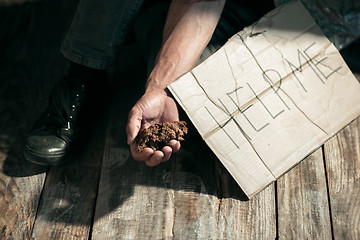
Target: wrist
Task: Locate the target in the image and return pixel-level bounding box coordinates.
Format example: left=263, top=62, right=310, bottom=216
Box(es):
left=145, top=80, right=165, bottom=94
left=145, top=65, right=177, bottom=93
left=144, top=80, right=174, bottom=100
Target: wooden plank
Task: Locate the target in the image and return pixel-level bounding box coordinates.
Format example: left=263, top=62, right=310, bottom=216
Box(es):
left=0, top=58, right=47, bottom=239
left=215, top=160, right=276, bottom=239
left=0, top=163, right=46, bottom=239
left=277, top=148, right=332, bottom=239
left=168, top=141, right=276, bottom=239
left=1, top=1, right=83, bottom=239
left=169, top=137, right=222, bottom=239
left=0, top=4, right=50, bottom=239
left=31, top=109, right=108, bottom=239
left=91, top=93, right=176, bottom=239
left=171, top=177, right=220, bottom=239
left=324, top=117, right=360, bottom=239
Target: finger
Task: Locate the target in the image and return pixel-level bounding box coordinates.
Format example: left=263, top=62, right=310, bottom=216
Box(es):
left=168, top=140, right=181, bottom=153
left=130, top=143, right=153, bottom=161
left=145, top=150, right=164, bottom=167
left=161, top=146, right=173, bottom=162
left=126, top=107, right=142, bottom=145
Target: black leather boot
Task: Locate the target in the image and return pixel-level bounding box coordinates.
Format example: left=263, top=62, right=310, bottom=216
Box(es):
left=23, top=63, right=108, bottom=165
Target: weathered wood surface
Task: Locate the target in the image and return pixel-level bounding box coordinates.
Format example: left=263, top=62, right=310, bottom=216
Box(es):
left=277, top=148, right=332, bottom=239
left=214, top=159, right=276, bottom=239
left=91, top=93, right=175, bottom=239
left=0, top=3, right=50, bottom=239
left=31, top=110, right=108, bottom=239
left=324, top=118, right=360, bottom=240
left=0, top=1, right=78, bottom=239
left=91, top=92, right=277, bottom=240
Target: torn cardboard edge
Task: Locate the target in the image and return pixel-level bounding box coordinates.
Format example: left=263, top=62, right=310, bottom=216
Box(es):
left=168, top=0, right=360, bottom=198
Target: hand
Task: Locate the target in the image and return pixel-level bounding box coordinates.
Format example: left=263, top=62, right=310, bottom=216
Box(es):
left=126, top=89, right=181, bottom=166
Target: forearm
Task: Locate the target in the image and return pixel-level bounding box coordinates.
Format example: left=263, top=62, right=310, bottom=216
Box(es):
left=145, top=0, right=226, bottom=92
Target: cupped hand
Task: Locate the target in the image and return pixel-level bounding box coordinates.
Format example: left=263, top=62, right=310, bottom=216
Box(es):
left=126, top=89, right=181, bottom=166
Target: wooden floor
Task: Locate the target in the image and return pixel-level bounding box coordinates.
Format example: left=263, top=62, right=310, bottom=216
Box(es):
left=1, top=1, right=360, bottom=239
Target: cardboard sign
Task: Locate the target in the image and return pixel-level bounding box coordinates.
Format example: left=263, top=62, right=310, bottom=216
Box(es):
left=168, top=0, right=360, bottom=198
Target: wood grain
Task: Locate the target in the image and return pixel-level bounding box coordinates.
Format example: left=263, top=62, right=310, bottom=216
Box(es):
left=277, top=148, right=332, bottom=239
left=31, top=109, right=108, bottom=240
left=169, top=139, right=221, bottom=239
left=215, top=160, right=276, bottom=239
left=0, top=166, right=46, bottom=239
left=0, top=66, right=48, bottom=239
left=324, top=118, right=360, bottom=239
left=171, top=174, right=220, bottom=239
left=1, top=1, right=79, bottom=239
left=91, top=93, right=176, bottom=239
left=0, top=4, right=49, bottom=239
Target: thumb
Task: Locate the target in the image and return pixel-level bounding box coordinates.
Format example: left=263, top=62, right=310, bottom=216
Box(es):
left=126, top=107, right=142, bottom=145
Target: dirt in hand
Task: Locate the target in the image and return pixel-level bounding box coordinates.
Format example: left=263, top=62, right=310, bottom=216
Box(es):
left=136, top=121, right=188, bottom=152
